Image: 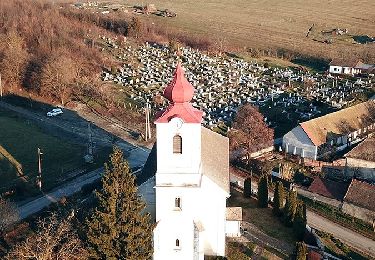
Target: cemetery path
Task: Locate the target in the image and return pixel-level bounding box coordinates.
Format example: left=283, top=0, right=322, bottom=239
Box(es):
left=307, top=210, right=375, bottom=257
left=17, top=146, right=150, bottom=220
left=242, top=221, right=294, bottom=256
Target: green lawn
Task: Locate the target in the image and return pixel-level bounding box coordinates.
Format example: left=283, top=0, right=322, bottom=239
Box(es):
left=228, top=189, right=296, bottom=246
left=0, top=108, right=86, bottom=198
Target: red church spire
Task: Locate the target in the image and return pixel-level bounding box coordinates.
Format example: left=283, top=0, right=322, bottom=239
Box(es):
left=163, top=62, right=195, bottom=103
left=155, top=62, right=203, bottom=124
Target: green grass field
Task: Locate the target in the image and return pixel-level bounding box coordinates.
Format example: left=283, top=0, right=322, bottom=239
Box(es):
left=0, top=108, right=86, bottom=198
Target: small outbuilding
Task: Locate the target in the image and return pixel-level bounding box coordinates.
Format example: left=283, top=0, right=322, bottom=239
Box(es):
left=225, top=207, right=243, bottom=237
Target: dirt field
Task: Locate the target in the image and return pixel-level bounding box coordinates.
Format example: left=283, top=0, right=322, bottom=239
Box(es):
left=123, top=0, right=375, bottom=62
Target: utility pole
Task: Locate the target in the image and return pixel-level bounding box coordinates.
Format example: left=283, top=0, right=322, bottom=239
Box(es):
left=37, top=148, right=43, bottom=191
left=145, top=101, right=151, bottom=141
left=84, top=123, right=94, bottom=163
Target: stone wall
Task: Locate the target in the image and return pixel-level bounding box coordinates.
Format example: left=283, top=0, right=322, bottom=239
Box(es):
left=341, top=202, right=375, bottom=224
left=296, top=188, right=342, bottom=208
left=345, top=158, right=375, bottom=182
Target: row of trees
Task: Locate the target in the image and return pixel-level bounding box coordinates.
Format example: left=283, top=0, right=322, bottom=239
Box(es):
left=0, top=0, right=147, bottom=134
left=244, top=175, right=307, bottom=241
left=3, top=147, right=153, bottom=259
left=0, top=0, right=105, bottom=105
left=273, top=182, right=307, bottom=240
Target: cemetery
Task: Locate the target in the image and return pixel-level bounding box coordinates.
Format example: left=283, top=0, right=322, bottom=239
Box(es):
left=100, top=38, right=374, bottom=137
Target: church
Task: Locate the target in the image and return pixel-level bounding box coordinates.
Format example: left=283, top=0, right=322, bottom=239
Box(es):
left=140, top=63, right=240, bottom=259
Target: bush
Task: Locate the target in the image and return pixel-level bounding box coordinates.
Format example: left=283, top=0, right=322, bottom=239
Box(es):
left=244, top=178, right=251, bottom=198
left=272, top=181, right=285, bottom=216
left=257, top=175, right=269, bottom=208
left=294, top=242, right=307, bottom=260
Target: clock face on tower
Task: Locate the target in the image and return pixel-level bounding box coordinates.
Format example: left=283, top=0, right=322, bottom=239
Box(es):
left=170, top=117, right=184, bottom=129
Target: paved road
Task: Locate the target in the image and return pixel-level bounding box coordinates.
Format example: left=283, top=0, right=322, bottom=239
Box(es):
left=17, top=146, right=150, bottom=219
left=307, top=211, right=375, bottom=257
left=244, top=182, right=375, bottom=257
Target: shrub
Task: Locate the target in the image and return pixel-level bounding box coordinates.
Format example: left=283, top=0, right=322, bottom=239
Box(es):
left=244, top=178, right=251, bottom=198
left=257, top=175, right=269, bottom=208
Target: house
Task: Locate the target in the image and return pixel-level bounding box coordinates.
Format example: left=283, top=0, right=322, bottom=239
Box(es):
left=329, top=59, right=362, bottom=75
left=344, top=136, right=375, bottom=182
left=329, top=59, right=375, bottom=75
left=282, top=100, right=375, bottom=159
left=225, top=207, right=243, bottom=237
left=342, top=179, right=375, bottom=224
left=143, top=63, right=235, bottom=259
left=308, top=177, right=348, bottom=201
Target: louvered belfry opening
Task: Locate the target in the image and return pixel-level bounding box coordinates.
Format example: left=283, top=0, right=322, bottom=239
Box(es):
left=173, top=135, right=182, bottom=154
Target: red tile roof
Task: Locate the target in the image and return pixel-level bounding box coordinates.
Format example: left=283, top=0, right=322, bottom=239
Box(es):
left=155, top=62, right=203, bottom=124
left=308, top=177, right=349, bottom=200
left=345, top=135, right=375, bottom=162
left=344, top=179, right=375, bottom=211
left=300, top=100, right=375, bottom=146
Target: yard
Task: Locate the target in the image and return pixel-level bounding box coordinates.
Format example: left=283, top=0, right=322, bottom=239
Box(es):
left=0, top=108, right=86, bottom=199
left=227, top=189, right=296, bottom=256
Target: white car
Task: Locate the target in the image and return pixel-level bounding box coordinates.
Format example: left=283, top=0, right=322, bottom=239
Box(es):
left=47, top=108, right=63, bottom=117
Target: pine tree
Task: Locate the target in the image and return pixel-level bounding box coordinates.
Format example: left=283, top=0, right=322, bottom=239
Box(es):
left=272, top=181, right=285, bottom=216
left=282, top=190, right=290, bottom=222
left=257, top=175, right=269, bottom=208
left=283, top=190, right=297, bottom=226
left=294, top=242, right=307, bottom=260
left=86, top=147, right=153, bottom=260
left=244, top=177, right=251, bottom=198
left=293, top=201, right=307, bottom=240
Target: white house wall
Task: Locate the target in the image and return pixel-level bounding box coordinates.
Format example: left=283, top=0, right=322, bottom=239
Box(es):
left=329, top=65, right=343, bottom=74
left=283, top=125, right=317, bottom=159
left=225, top=221, right=241, bottom=237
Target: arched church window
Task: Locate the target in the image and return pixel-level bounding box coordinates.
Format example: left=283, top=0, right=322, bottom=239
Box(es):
left=175, top=239, right=180, bottom=247
left=175, top=197, right=181, bottom=208
left=173, top=135, right=182, bottom=154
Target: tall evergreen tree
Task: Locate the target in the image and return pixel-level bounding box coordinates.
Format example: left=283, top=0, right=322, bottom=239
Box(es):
left=283, top=190, right=297, bottom=226
left=282, top=190, right=290, bottom=222
left=257, top=175, right=269, bottom=208
left=272, top=181, right=285, bottom=216
left=86, top=147, right=153, bottom=260
left=293, top=201, right=307, bottom=240
left=244, top=177, right=251, bottom=198
left=294, top=242, right=307, bottom=260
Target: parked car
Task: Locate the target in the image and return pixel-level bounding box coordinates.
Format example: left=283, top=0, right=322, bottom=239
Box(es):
left=46, top=108, right=63, bottom=117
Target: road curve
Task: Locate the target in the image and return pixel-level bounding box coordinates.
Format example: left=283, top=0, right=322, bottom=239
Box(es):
left=307, top=210, right=375, bottom=257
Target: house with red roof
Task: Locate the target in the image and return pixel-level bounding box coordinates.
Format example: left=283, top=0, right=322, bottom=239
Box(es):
left=282, top=100, right=375, bottom=159
left=342, top=179, right=375, bottom=224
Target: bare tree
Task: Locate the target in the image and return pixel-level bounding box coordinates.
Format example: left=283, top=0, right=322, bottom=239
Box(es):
left=40, top=50, right=81, bottom=105
left=5, top=213, right=88, bottom=260
left=228, top=104, right=274, bottom=164
left=0, top=198, right=19, bottom=233
left=0, top=31, right=29, bottom=92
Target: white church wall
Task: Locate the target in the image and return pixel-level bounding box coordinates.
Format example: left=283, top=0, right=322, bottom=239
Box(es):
left=153, top=212, right=197, bottom=260
left=156, top=122, right=202, bottom=176
left=154, top=175, right=227, bottom=257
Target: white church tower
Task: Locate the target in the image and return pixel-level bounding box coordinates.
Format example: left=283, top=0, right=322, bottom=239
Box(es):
left=152, top=63, right=231, bottom=259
